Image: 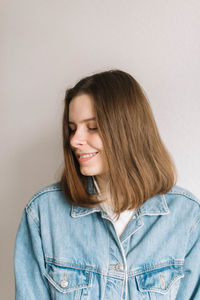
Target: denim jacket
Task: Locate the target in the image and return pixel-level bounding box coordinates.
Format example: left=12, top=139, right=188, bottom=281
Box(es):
left=14, top=180, right=200, bottom=299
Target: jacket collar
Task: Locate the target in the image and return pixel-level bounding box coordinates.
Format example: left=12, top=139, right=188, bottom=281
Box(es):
left=71, top=177, right=169, bottom=218
left=71, top=176, right=101, bottom=218
left=139, top=193, right=169, bottom=216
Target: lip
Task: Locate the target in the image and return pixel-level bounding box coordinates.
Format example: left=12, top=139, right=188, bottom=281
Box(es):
left=76, top=152, right=99, bottom=162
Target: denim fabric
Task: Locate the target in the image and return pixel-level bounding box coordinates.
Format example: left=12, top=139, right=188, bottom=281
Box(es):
left=14, top=180, right=200, bottom=299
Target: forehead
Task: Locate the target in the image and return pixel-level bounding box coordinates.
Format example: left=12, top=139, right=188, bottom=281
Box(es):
left=69, top=94, right=96, bottom=122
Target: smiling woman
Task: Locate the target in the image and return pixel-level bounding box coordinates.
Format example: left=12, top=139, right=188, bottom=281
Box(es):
left=14, top=70, right=200, bottom=300
left=61, top=70, right=176, bottom=213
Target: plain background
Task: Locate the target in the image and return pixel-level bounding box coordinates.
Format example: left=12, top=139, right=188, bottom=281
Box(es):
left=1, top=0, right=200, bottom=298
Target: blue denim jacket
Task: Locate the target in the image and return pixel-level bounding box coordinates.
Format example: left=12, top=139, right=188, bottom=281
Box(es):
left=14, top=180, right=200, bottom=299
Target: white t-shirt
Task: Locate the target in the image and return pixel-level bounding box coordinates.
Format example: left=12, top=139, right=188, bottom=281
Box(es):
left=92, top=177, right=135, bottom=238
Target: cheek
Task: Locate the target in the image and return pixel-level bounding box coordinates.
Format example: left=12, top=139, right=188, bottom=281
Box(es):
left=92, top=135, right=104, bottom=150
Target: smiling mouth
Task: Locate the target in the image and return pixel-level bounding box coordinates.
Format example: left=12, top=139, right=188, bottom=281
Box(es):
left=77, top=152, right=99, bottom=162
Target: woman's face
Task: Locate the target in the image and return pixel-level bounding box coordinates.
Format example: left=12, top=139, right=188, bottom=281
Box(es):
left=69, top=94, right=108, bottom=177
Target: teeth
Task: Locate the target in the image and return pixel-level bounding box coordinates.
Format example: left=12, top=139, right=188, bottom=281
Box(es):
left=79, top=152, right=98, bottom=159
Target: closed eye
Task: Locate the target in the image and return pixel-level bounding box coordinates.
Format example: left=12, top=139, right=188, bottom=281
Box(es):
left=68, top=127, right=97, bottom=133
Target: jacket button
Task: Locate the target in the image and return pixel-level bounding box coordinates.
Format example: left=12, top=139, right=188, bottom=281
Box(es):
left=60, top=280, right=69, bottom=288
left=115, top=263, right=122, bottom=271
left=132, top=215, right=136, bottom=219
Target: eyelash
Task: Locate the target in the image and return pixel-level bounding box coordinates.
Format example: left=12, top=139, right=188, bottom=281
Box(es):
left=89, top=128, right=97, bottom=131
left=69, top=127, right=97, bottom=133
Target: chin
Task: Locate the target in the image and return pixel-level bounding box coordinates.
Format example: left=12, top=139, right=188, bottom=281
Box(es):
left=80, top=167, right=102, bottom=177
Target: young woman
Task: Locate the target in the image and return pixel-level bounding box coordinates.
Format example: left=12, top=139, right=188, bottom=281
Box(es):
left=15, top=70, right=200, bottom=299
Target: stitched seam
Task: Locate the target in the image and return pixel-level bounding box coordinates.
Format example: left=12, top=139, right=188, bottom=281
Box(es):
left=139, top=212, right=169, bottom=216
left=44, top=259, right=125, bottom=279
left=26, top=207, right=40, bottom=230
left=137, top=273, right=184, bottom=294
left=71, top=208, right=100, bottom=217
left=40, top=272, right=51, bottom=293
left=189, top=216, right=200, bottom=233
left=101, top=218, right=109, bottom=300
left=101, top=217, right=110, bottom=269
left=44, top=272, right=92, bottom=293
left=101, top=217, right=126, bottom=299
left=121, top=218, right=144, bottom=243
left=139, top=194, right=169, bottom=216
left=26, top=185, right=61, bottom=209
left=162, top=195, right=169, bottom=212
left=45, top=259, right=97, bottom=269
left=107, top=221, right=127, bottom=300
left=168, top=191, right=200, bottom=204
left=128, top=261, right=184, bottom=277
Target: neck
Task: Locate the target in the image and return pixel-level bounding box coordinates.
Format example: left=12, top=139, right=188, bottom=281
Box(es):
left=94, top=174, right=108, bottom=193
left=94, top=174, right=113, bottom=207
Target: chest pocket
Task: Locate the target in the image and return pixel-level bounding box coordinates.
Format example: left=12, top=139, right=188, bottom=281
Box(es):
left=136, top=264, right=184, bottom=298
left=45, top=263, right=93, bottom=299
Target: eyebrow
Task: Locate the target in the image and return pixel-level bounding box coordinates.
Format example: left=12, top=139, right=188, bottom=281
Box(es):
left=68, top=117, right=96, bottom=124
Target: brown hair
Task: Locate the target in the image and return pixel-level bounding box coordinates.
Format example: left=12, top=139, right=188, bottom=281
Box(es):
left=61, top=69, right=177, bottom=215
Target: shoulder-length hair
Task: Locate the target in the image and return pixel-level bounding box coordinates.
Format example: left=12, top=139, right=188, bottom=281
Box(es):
left=61, top=69, right=177, bottom=215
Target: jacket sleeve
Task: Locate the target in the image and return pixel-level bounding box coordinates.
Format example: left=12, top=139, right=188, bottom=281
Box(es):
left=14, top=209, right=51, bottom=300
left=176, top=214, right=200, bottom=299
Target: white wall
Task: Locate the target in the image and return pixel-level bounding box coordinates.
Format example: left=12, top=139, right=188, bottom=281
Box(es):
left=1, top=0, right=200, bottom=298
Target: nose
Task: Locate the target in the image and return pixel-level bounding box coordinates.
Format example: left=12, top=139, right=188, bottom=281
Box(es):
left=70, top=128, right=87, bottom=149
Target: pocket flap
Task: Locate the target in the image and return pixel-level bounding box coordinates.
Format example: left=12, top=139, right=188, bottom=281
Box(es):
left=45, top=264, right=92, bottom=293
left=136, top=264, right=184, bottom=295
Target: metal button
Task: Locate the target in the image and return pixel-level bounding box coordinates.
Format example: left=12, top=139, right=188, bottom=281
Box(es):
left=115, top=263, right=122, bottom=271
left=60, top=280, right=69, bottom=288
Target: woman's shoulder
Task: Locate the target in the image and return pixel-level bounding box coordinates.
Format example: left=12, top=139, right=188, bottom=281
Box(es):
left=25, top=182, right=70, bottom=216
left=165, top=185, right=200, bottom=222
left=28, top=181, right=61, bottom=199
left=167, top=184, right=200, bottom=205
